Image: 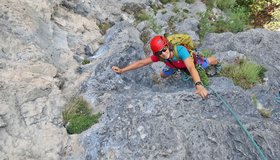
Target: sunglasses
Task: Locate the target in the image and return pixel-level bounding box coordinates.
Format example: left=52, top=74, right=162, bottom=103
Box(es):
left=155, top=47, right=168, bottom=56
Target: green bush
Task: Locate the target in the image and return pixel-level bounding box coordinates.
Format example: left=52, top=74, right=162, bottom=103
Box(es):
left=203, top=0, right=216, bottom=9
left=200, top=0, right=279, bottom=34
left=150, top=3, right=163, bottom=11
left=98, top=22, right=112, bottom=35
left=160, top=0, right=178, bottom=5
left=82, top=59, right=90, bottom=65
left=216, top=0, right=236, bottom=11
left=63, top=97, right=102, bottom=134
left=167, top=16, right=178, bottom=32
left=198, top=10, right=216, bottom=39
left=135, top=11, right=150, bottom=23
left=250, top=0, right=268, bottom=15
left=235, top=0, right=254, bottom=7
left=149, top=18, right=162, bottom=33
left=185, top=0, right=195, bottom=4
left=172, top=5, right=180, bottom=13
left=66, top=114, right=101, bottom=134
left=213, top=7, right=249, bottom=33
left=134, top=11, right=161, bottom=33
left=264, top=3, right=280, bottom=31
left=197, top=65, right=209, bottom=86
left=161, top=10, right=167, bottom=14
left=214, top=17, right=230, bottom=32
left=226, top=7, right=250, bottom=32
left=199, top=6, right=250, bottom=39
left=201, top=49, right=213, bottom=58
left=220, top=59, right=266, bottom=89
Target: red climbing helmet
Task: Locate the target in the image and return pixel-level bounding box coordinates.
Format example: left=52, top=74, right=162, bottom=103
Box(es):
left=150, top=36, right=168, bottom=55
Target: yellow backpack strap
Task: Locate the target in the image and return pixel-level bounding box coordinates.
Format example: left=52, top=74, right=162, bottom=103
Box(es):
left=173, top=45, right=180, bottom=60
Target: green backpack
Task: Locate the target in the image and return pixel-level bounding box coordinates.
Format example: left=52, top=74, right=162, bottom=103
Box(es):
left=165, top=34, right=209, bottom=86
left=166, top=34, right=196, bottom=51
left=165, top=34, right=198, bottom=63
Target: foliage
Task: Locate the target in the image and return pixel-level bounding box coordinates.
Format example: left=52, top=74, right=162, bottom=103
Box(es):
left=167, top=6, right=189, bottom=32
left=226, top=7, right=250, bottom=32
left=172, top=5, right=180, bottom=13
left=196, top=65, right=209, bottom=86
left=235, top=0, right=280, bottom=29
left=161, top=10, right=167, bottom=14
left=264, top=7, right=280, bottom=31
left=265, top=20, right=280, bottom=30
left=250, top=0, right=269, bottom=15
left=82, top=59, right=90, bottom=65
left=199, top=0, right=279, bottom=39
left=202, top=0, right=216, bottom=9
left=149, top=17, right=162, bottom=33
left=199, top=6, right=249, bottom=39
left=213, top=17, right=230, bottom=32
left=135, top=11, right=161, bottom=33
left=216, top=0, right=236, bottom=11
left=135, top=11, right=150, bottom=23
left=98, top=22, right=112, bottom=35
left=200, top=49, right=213, bottom=58
left=66, top=114, right=101, bottom=134
left=167, top=16, right=178, bottom=33
left=235, top=0, right=254, bottom=7
left=198, top=10, right=216, bottom=39
left=185, top=0, right=195, bottom=4
left=203, top=0, right=236, bottom=10
left=160, top=0, right=178, bottom=5
left=219, top=59, right=266, bottom=89
left=63, top=97, right=102, bottom=134
left=272, top=0, right=280, bottom=5
left=150, top=3, right=163, bottom=11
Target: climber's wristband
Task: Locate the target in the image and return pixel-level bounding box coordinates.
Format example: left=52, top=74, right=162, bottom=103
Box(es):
left=195, top=81, right=203, bottom=86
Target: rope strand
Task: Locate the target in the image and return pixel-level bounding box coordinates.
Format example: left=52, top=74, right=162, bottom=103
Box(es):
left=209, top=87, right=267, bottom=160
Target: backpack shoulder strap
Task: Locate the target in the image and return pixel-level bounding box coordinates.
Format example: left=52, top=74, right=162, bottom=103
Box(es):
left=173, top=45, right=180, bottom=60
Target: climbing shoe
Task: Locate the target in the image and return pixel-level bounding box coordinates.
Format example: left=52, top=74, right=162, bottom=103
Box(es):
left=206, top=63, right=222, bottom=77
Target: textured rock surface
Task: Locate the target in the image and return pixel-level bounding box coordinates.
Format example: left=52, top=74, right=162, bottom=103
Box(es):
left=0, top=0, right=279, bottom=160
left=80, top=24, right=280, bottom=159
left=0, top=0, right=101, bottom=159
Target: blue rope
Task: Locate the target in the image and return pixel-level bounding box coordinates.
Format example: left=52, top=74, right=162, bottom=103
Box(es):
left=179, top=71, right=191, bottom=82
left=275, top=91, right=280, bottom=104
left=209, top=87, right=267, bottom=160
left=179, top=70, right=268, bottom=159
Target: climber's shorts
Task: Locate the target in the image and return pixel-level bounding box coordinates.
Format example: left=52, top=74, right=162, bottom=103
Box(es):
left=162, top=66, right=175, bottom=77
left=197, top=58, right=209, bottom=69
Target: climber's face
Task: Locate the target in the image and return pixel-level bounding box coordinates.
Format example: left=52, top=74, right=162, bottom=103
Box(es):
left=157, top=46, right=170, bottom=59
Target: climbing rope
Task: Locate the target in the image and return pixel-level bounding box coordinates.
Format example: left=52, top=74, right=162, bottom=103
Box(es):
left=275, top=91, right=280, bottom=104
left=179, top=72, right=267, bottom=159
left=209, top=87, right=267, bottom=160
left=180, top=71, right=191, bottom=82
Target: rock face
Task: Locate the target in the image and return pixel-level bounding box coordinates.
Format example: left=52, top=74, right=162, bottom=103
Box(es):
left=0, top=0, right=279, bottom=160
left=80, top=24, right=280, bottom=159
left=0, top=0, right=101, bottom=159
